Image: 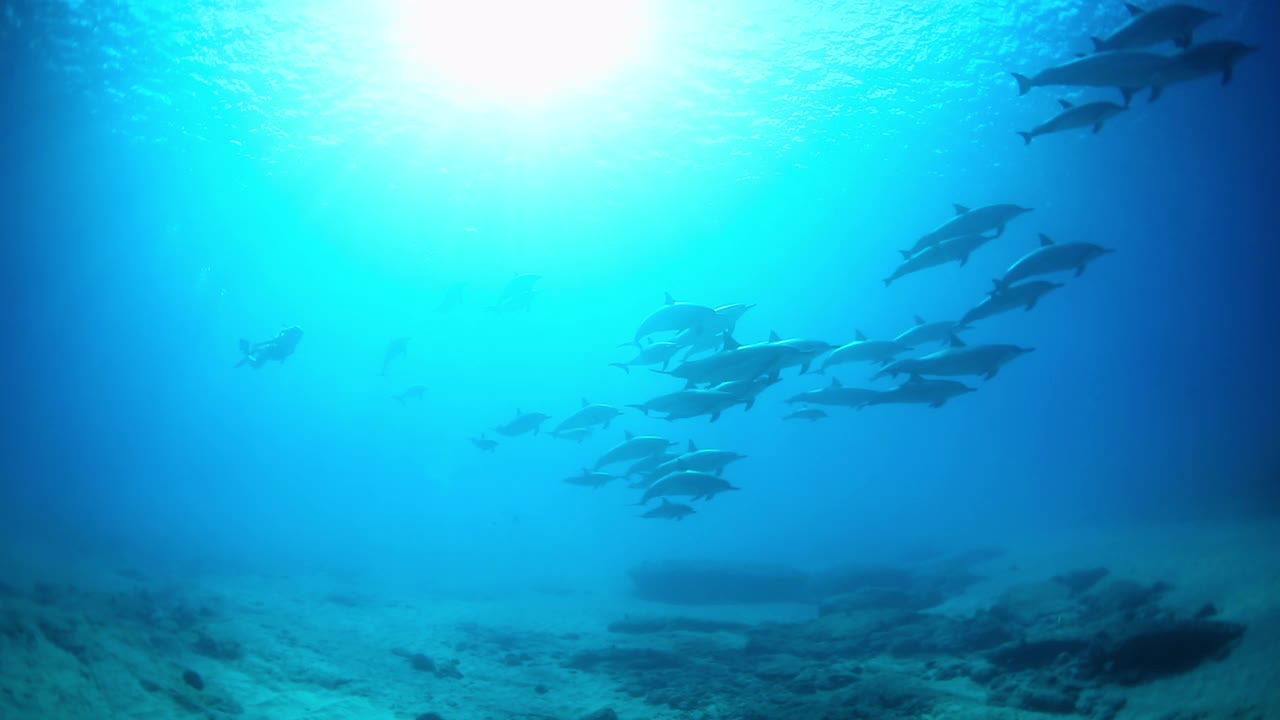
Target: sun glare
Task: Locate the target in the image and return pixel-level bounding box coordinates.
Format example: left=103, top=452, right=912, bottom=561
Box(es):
left=390, top=0, right=653, bottom=104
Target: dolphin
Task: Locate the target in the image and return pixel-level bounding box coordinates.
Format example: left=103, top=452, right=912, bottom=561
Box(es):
left=886, top=233, right=996, bottom=286
left=714, top=303, right=756, bottom=328
left=865, top=374, right=976, bottom=409
left=641, top=470, right=739, bottom=504
left=1017, top=99, right=1128, bottom=145
left=999, top=234, right=1115, bottom=285
left=488, top=274, right=541, bottom=313
left=564, top=469, right=618, bottom=489
left=960, top=280, right=1064, bottom=326
left=633, top=293, right=726, bottom=345
left=594, top=431, right=676, bottom=470
left=624, top=451, right=678, bottom=479
left=553, top=428, right=592, bottom=444
left=435, top=281, right=467, bottom=312
left=650, top=440, right=747, bottom=478
left=1012, top=50, right=1171, bottom=104
left=494, top=409, right=550, bottom=437
left=895, top=315, right=968, bottom=348
left=611, top=342, right=682, bottom=374
left=659, top=334, right=788, bottom=387
left=766, top=332, right=837, bottom=374
left=379, top=336, right=410, bottom=376
left=553, top=399, right=623, bottom=435
left=236, top=326, right=303, bottom=369
left=786, top=377, right=883, bottom=408
left=1091, top=3, right=1219, bottom=52
left=907, top=203, right=1033, bottom=256
left=821, top=330, right=912, bottom=372
left=641, top=498, right=696, bottom=521
left=628, top=389, right=740, bottom=422
left=393, top=385, right=427, bottom=403
left=1147, top=41, right=1258, bottom=100
left=470, top=434, right=498, bottom=452
left=712, top=376, right=783, bottom=411
left=783, top=408, right=829, bottom=422
left=876, top=336, right=1035, bottom=381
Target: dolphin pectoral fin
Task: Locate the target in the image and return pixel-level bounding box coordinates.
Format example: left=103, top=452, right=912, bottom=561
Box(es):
left=1093, top=122, right=1104, bottom=134
left=1222, top=66, right=1234, bottom=85
left=1017, top=131, right=1033, bottom=146
left=985, top=369, right=999, bottom=380
left=1120, top=87, right=1135, bottom=106
left=1026, top=298, right=1039, bottom=311
left=709, top=412, right=720, bottom=423
left=1076, top=264, right=1087, bottom=277
left=1149, top=86, right=1164, bottom=102
left=994, top=224, right=1006, bottom=238
left=958, top=253, right=970, bottom=267
left=610, top=363, right=630, bottom=374
left=744, top=400, right=755, bottom=411
left=1175, top=33, right=1192, bottom=50
left=799, top=361, right=811, bottom=374
left=930, top=400, right=946, bottom=409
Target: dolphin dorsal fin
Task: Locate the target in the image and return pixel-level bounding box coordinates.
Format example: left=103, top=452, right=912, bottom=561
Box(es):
left=625, top=430, right=634, bottom=440
left=953, top=204, right=971, bottom=215
left=913, top=314, right=926, bottom=326
left=688, top=439, right=698, bottom=452
left=722, top=334, right=740, bottom=351
left=660, top=498, right=671, bottom=506
left=1039, top=233, right=1055, bottom=247
left=1124, top=2, right=1144, bottom=16
left=855, top=329, right=867, bottom=342
left=663, top=291, right=675, bottom=305
left=581, top=397, right=589, bottom=408
left=908, top=373, right=926, bottom=384
left=991, top=278, right=1009, bottom=294
left=1058, top=99, right=1074, bottom=110
left=769, top=330, right=781, bottom=342
left=949, top=334, right=967, bottom=348
left=830, top=377, right=843, bottom=388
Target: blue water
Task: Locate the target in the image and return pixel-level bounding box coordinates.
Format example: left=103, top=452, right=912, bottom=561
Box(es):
left=2, top=0, right=1277, bottom=594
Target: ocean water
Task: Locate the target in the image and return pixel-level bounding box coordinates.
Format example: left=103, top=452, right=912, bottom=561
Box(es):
left=2, top=1, right=1278, bottom=718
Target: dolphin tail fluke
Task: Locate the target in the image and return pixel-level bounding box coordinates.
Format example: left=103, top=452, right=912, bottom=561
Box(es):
left=1012, top=73, right=1033, bottom=96
left=1017, top=131, right=1033, bottom=146
left=609, top=363, right=630, bottom=374
left=882, top=277, right=892, bottom=288
left=238, top=339, right=251, bottom=354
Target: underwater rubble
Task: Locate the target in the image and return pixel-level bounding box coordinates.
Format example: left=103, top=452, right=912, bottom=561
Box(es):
left=567, top=558, right=1249, bottom=718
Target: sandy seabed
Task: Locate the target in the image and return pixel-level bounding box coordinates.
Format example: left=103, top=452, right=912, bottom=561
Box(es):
left=1, top=519, right=1278, bottom=720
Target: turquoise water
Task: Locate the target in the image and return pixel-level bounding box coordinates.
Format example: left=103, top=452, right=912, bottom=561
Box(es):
left=1, top=2, right=1278, bottom=717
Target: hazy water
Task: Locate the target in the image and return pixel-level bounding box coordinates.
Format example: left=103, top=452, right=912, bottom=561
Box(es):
left=1, top=0, right=1277, bottom=590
